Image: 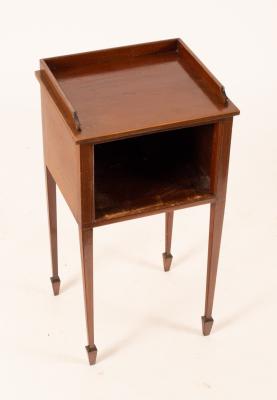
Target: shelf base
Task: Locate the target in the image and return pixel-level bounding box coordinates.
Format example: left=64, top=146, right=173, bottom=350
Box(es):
left=201, top=316, right=214, bottom=336
left=162, top=252, right=173, bottom=272
left=85, top=345, right=98, bottom=365
left=50, top=276, right=61, bottom=296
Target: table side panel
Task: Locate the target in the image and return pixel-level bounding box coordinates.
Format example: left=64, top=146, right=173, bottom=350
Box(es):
left=40, top=85, right=81, bottom=223
left=78, top=144, right=94, bottom=227
left=210, top=118, right=233, bottom=199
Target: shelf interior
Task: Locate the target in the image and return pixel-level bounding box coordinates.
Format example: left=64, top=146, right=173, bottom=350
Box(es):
left=94, top=124, right=215, bottom=223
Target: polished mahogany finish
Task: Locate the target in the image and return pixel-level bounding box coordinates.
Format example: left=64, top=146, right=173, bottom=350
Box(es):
left=36, top=39, right=239, bottom=365
left=39, top=38, right=239, bottom=144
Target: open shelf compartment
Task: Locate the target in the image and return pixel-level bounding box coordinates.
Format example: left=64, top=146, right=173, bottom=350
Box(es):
left=94, top=124, right=215, bottom=224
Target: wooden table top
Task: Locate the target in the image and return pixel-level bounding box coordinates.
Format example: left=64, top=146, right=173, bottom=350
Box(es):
left=40, top=39, right=239, bottom=144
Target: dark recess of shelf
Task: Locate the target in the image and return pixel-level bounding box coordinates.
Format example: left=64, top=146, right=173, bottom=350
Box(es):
left=94, top=125, right=214, bottom=223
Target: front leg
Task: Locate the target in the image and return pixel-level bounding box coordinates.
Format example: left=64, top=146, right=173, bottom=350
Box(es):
left=202, top=118, right=233, bottom=335
left=45, top=166, right=60, bottom=295
left=79, top=226, right=97, bottom=365
left=202, top=200, right=225, bottom=335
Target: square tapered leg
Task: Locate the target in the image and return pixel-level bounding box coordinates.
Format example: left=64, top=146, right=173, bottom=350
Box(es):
left=162, top=211, right=174, bottom=271
left=45, top=167, right=60, bottom=295
left=79, top=227, right=97, bottom=365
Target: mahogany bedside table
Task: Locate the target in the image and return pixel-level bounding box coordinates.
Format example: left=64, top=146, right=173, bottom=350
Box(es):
left=36, top=38, right=239, bottom=365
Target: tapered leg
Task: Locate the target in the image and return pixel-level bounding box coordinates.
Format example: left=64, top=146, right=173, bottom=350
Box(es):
left=202, top=200, right=226, bottom=335
left=45, top=166, right=60, bottom=296
left=79, top=226, right=97, bottom=365
left=202, top=118, right=233, bottom=335
left=162, top=211, right=174, bottom=272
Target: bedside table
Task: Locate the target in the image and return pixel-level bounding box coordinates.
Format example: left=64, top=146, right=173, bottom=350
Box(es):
left=36, top=38, right=239, bottom=365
